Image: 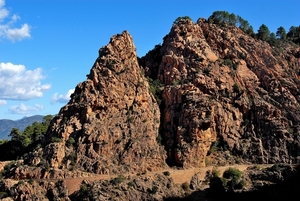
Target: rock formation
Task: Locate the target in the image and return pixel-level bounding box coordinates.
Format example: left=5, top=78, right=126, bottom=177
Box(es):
left=0, top=179, right=69, bottom=201
left=37, top=31, right=165, bottom=174
left=2, top=14, right=300, bottom=201
left=28, top=17, right=300, bottom=172
left=141, top=18, right=300, bottom=167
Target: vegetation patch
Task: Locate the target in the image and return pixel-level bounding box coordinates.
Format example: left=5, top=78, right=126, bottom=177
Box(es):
left=51, top=137, right=62, bottom=143
left=0, top=191, right=9, bottom=199
left=173, top=16, right=192, bottom=25
left=209, top=167, right=244, bottom=193
left=110, top=174, right=126, bottom=185
left=163, top=171, right=170, bottom=176
left=148, top=77, right=164, bottom=106
left=181, top=182, right=190, bottom=191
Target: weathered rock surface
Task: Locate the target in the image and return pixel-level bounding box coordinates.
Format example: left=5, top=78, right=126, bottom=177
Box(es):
left=141, top=17, right=300, bottom=167
left=70, top=173, right=185, bottom=201
left=0, top=179, right=70, bottom=201
left=39, top=31, right=165, bottom=174
left=3, top=15, right=300, bottom=200
left=17, top=17, right=300, bottom=175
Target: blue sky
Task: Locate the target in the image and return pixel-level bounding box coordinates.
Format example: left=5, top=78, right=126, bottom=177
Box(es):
left=1, top=0, right=300, bottom=120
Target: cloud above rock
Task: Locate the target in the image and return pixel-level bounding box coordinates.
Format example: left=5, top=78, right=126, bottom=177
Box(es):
left=0, top=62, right=51, bottom=100
left=51, top=88, right=74, bottom=104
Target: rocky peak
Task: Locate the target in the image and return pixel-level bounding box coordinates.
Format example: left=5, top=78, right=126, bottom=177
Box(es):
left=21, top=17, right=300, bottom=174
left=38, top=31, right=165, bottom=174
left=142, top=18, right=300, bottom=167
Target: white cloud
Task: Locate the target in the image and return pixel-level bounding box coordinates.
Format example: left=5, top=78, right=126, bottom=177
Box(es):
left=9, top=103, right=44, bottom=114
left=6, top=23, right=30, bottom=41
left=0, top=0, right=5, bottom=7
left=0, top=5, right=8, bottom=21
left=51, top=88, right=74, bottom=104
left=0, top=0, right=31, bottom=42
left=0, top=99, right=7, bottom=105
left=0, top=62, right=51, bottom=100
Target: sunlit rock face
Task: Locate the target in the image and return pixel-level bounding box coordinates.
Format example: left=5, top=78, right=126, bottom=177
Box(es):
left=44, top=31, right=166, bottom=174
left=141, top=18, right=300, bottom=167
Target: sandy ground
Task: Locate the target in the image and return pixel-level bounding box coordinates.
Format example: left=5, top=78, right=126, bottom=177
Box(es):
left=64, top=164, right=269, bottom=194
left=0, top=161, right=271, bottom=195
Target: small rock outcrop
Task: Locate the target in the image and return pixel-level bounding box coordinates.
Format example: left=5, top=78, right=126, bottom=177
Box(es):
left=70, top=173, right=185, bottom=201
left=0, top=179, right=69, bottom=201
left=40, top=31, right=166, bottom=174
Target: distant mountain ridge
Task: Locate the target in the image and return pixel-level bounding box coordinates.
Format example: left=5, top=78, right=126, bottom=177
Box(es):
left=0, top=115, right=45, bottom=140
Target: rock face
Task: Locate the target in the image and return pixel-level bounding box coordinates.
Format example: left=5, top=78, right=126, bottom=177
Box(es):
left=141, top=18, right=300, bottom=167
left=42, top=31, right=165, bottom=174
left=0, top=179, right=69, bottom=201
left=3, top=14, right=300, bottom=201
left=25, top=17, right=300, bottom=173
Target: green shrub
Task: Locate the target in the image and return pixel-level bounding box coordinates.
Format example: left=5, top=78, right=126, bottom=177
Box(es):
left=66, top=137, right=75, bottom=147
left=148, top=77, right=164, bottom=106
left=51, top=137, right=62, bottom=143
left=64, top=152, right=77, bottom=168
left=127, top=116, right=135, bottom=123
left=163, top=171, right=170, bottom=176
left=224, top=59, right=233, bottom=67
left=208, top=140, right=220, bottom=155
left=127, top=181, right=135, bottom=187
left=151, top=185, right=159, bottom=194
left=110, top=175, right=126, bottom=185
left=1, top=160, right=21, bottom=177
left=79, top=184, right=89, bottom=195
left=212, top=168, right=221, bottom=178
left=173, top=16, right=192, bottom=25
left=205, top=157, right=211, bottom=166
left=181, top=182, right=190, bottom=191
left=28, top=178, right=34, bottom=185
left=232, top=83, right=240, bottom=93
left=223, top=167, right=243, bottom=189
left=223, top=167, right=243, bottom=179
left=38, top=159, right=50, bottom=171
left=172, top=80, right=179, bottom=85
left=0, top=191, right=8, bottom=199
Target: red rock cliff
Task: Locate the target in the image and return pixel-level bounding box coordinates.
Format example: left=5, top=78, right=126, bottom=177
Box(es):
left=29, top=18, right=300, bottom=172
left=141, top=18, right=300, bottom=167
left=42, top=31, right=166, bottom=174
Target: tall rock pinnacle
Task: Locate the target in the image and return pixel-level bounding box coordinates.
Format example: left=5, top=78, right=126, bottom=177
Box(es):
left=43, top=31, right=166, bottom=174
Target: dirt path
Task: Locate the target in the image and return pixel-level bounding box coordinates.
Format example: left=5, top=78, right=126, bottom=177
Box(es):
left=169, top=164, right=256, bottom=184
left=65, top=175, right=111, bottom=194
left=64, top=164, right=271, bottom=194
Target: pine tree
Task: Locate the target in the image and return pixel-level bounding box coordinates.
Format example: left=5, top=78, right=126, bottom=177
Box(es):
left=276, top=26, right=287, bottom=40
left=257, top=24, right=270, bottom=41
